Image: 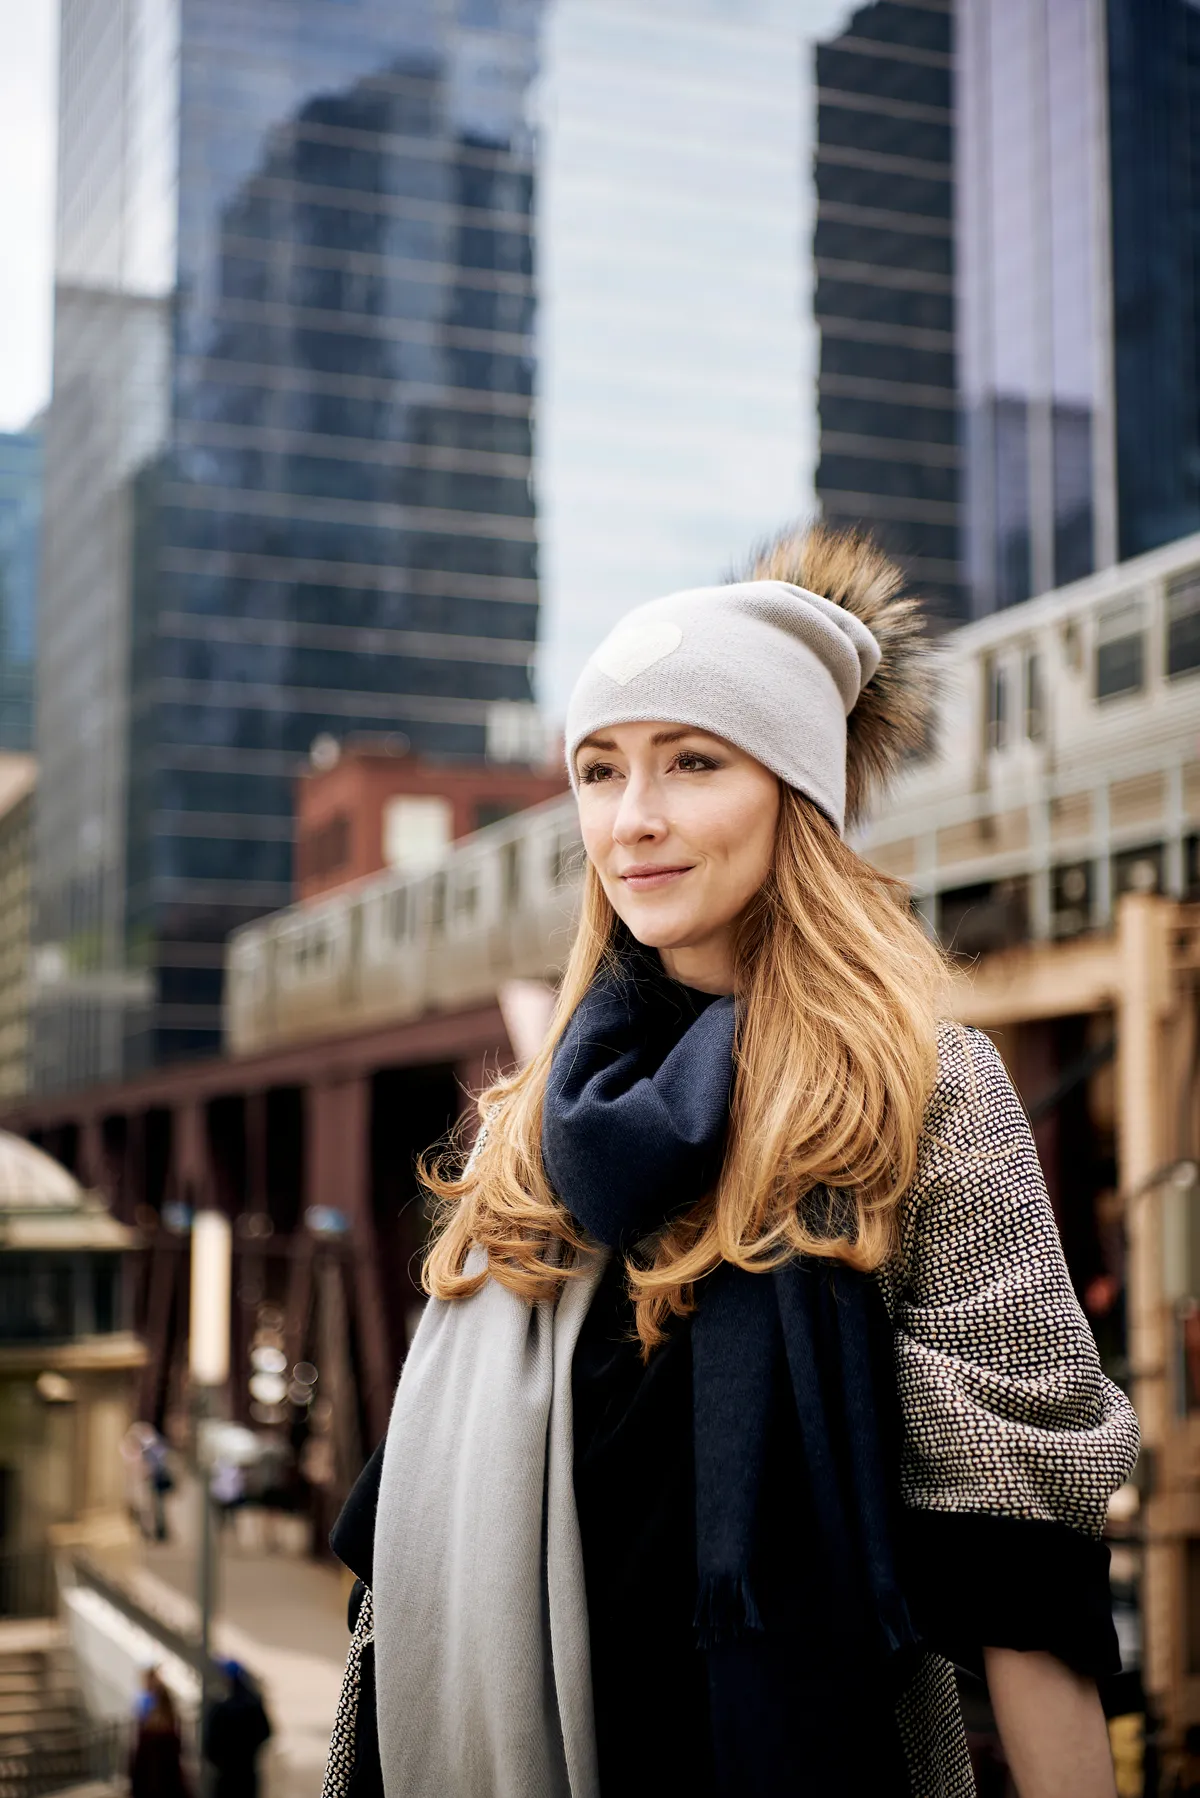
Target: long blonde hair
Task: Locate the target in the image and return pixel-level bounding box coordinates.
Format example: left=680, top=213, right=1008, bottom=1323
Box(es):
left=422, top=785, right=947, bottom=1352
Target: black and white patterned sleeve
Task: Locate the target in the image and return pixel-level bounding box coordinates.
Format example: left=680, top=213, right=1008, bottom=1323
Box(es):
left=322, top=1582, right=381, bottom=1798
left=882, top=1023, right=1140, bottom=1675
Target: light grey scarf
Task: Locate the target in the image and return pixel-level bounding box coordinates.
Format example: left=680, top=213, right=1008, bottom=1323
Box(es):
left=373, top=1248, right=607, bottom=1798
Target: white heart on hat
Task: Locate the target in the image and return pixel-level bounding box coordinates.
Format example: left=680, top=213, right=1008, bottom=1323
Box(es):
left=591, top=619, right=683, bottom=686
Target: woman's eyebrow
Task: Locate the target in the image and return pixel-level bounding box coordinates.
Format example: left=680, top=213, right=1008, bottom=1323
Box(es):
left=576, top=727, right=717, bottom=754
left=650, top=727, right=712, bottom=746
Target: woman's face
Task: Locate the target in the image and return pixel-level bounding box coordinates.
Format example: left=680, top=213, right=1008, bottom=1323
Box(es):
left=574, top=721, right=779, bottom=992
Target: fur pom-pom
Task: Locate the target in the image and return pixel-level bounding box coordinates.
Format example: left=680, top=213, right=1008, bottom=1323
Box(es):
left=737, top=521, right=933, bottom=828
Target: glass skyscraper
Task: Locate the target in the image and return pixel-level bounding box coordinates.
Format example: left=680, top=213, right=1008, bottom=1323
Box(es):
left=815, top=0, right=1200, bottom=623
left=812, top=1, right=960, bottom=621
left=36, top=0, right=542, bottom=1087
left=0, top=431, right=41, bottom=751
left=957, top=0, right=1200, bottom=617
left=533, top=0, right=861, bottom=713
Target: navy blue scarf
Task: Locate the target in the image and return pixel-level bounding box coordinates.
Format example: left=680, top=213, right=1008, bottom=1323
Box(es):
left=542, top=945, right=919, bottom=1777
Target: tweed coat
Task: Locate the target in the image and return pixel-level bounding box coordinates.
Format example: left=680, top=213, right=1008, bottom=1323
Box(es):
left=321, top=1025, right=1139, bottom=1798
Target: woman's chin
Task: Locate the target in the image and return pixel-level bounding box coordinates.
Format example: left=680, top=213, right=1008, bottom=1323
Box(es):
left=612, top=910, right=696, bottom=953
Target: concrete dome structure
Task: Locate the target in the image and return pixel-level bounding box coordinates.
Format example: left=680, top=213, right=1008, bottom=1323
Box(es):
left=0, top=1130, right=83, bottom=1210
left=0, top=1132, right=132, bottom=1250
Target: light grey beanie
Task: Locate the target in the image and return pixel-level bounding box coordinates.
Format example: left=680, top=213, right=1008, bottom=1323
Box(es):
left=565, top=579, right=883, bottom=835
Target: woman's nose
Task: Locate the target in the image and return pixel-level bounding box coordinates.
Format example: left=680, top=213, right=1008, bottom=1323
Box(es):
left=612, top=776, right=667, bottom=845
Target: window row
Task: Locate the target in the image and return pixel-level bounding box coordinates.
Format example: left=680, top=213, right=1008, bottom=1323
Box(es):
left=217, top=260, right=533, bottom=336
left=158, top=572, right=537, bottom=641
left=153, top=639, right=534, bottom=703
left=171, top=448, right=532, bottom=518
left=186, top=327, right=533, bottom=395
left=157, top=507, right=538, bottom=582
left=175, top=388, right=532, bottom=457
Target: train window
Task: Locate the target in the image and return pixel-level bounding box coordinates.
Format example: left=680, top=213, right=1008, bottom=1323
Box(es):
left=1024, top=650, right=1045, bottom=741
left=985, top=656, right=1008, bottom=751
left=429, top=874, right=447, bottom=936
left=1113, top=843, right=1163, bottom=899
left=501, top=840, right=521, bottom=912
left=1095, top=599, right=1145, bottom=700
left=454, top=877, right=479, bottom=922
left=550, top=834, right=582, bottom=886
left=1167, top=568, right=1200, bottom=679
left=388, top=887, right=409, bottom=940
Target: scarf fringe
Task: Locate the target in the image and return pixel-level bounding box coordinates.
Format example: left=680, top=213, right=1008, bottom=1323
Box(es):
left=693, top=1572, right=766, bottom=1649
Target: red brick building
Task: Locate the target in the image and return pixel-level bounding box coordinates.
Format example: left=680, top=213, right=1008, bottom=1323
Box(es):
left=295, top=735, right=567, bottom=902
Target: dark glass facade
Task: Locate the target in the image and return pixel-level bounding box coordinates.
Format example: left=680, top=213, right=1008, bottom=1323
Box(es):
left=0, top=431, right=40, bottom=751
left=956, top=0, right=1200, bottom=618
left=36, top=0, right=542, bottom=1087
left=813, top=0, right=962, bottom=622
left=1108, top=0, right=1200, bottom=563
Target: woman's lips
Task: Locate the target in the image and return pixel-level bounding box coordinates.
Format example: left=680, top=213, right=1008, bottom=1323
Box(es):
left=619, top=865, right=693, bottom=891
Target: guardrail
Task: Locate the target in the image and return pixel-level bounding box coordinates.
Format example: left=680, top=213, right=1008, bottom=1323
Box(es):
left=0, top=1720, right=124, bottom=1798
left=67, top=1555, right=225, bottom=1686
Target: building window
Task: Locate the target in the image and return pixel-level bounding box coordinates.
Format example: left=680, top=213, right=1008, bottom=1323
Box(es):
left=383, top=797, right=452, bottom=875
left=985, top=658, right=1008, bottom=750
left=1166, top=569, right=1200, bottom=679
left=1095, top=600, right=1146, bottom=701
left=1024, top=650, right=1045, bottom=741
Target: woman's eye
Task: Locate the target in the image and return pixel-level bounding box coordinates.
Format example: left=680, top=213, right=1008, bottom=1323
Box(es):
left=579, top=761, right=617, bottom=785
left=674, top=752, right=718, bottom=773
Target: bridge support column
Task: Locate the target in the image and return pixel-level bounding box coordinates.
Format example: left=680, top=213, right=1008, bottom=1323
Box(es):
left=1117, top=896, right=1178, bottom=1734
left=306, top=1077, right=392, bottom=1451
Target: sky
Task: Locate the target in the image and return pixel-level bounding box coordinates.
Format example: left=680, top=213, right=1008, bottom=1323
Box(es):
left=0, top=0, right=57, bottom=433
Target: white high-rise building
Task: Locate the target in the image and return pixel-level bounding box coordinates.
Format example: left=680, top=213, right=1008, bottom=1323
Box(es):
left=534, top=0, right=858, bottom=715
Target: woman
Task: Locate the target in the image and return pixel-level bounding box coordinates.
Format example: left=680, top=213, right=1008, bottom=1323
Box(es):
left=324, top=526, right=1139, bottom=1798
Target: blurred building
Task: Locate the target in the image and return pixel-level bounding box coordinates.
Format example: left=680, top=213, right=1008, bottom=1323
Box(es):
left=959, top=0, right=1200, bottom=617
left=0, top=1131, right=142, bottom=1613
left=815, top=0, right=1200, bottom=626
left=813, top=2, right=961, bottom=621
left=295, top=733, right=566, bottom=903
left=35, top=0, right=543, bottom=1090
left=0, top=755, right=37, bottom=1102
left=534, top=0, right=854, bottom=708
left=0, top=429, right=40, bottom=751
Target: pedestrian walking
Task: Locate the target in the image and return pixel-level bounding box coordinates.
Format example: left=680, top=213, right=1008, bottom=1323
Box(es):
left=203, top=1662, right=272, bottom=1798
left=323, top=524, right=1139, bottom=1797
left=209, top=1457, right=245, bottom=1529
left=129, top=1668, right=189, bottom=1798
left=142, top=1433, right=174, bottom=1543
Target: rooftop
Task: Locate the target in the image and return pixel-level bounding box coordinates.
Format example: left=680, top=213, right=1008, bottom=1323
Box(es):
left=0, top=1131, right=133, bottom=1251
